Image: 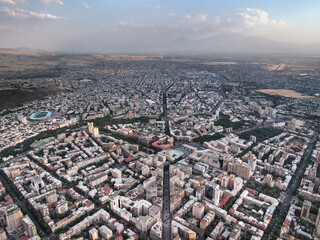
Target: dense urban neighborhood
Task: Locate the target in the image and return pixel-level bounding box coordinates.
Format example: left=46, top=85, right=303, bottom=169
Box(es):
left=0, top=52, right=319, bottom=240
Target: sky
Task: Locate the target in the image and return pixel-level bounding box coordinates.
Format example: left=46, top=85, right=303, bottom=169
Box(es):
left=0, top=0, right=320, bottom=52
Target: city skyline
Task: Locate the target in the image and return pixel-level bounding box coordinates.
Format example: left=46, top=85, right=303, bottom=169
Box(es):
left=0, top=1, right=320, bottom=240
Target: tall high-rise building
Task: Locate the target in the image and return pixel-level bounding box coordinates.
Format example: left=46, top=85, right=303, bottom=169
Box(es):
left=5, top=205, right=23, bottom=233
left=40, top=204, right=50, bottom=217
left=248, top=158, right=257, bottom=171
left=93, top=127, right=100, bottom=138
left=264, top=174, right=274, bottom=187
left=133, top=200, right=152, bottom=217
left=228, top=174, right=235, bottom=190
left=46, top=191, right=58, bottom=204
left=192, top=202, right=204, bottom=219
left=30, top=175, right=45, bottom=193
left=22, top=216, right=37, bottom=237
left=228, top=161, right=252, bottom=179
left=88, top=122, right=94, bottom=134
left=205, top=181, right=220, bottom=205
left=301, top=200, right=312, bottom=219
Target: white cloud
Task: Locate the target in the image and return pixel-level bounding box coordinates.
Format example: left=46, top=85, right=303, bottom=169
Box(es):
left=235, top=8, right=286, bottom=29
left=163, top=8, right=288, bottom=41
left=168, top=8, right=286, bottom=34
left=155, top=5, right=161, bottom=9
left=169, top=12, right=208, bottom=24
left=215, top=16, right=221, bottom=24
left=0, top=0, right=28, bottom=4
left=0, top=0, right=16, bottom=4
left=40, top=0, right=64, bottom=6
left=195, top=13, right=208, bottom=23
left=1, top=7, right=65, bottom=20
left=119, top=21, right=154, bottom=29
left=82, top=2, right=90, bottom=9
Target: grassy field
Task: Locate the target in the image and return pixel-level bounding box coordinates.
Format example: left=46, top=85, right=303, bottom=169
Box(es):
left=256, top=89, right=313, bottom=98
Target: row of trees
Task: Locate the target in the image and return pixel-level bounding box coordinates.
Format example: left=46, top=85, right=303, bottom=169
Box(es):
left=239, top=127, right=282, bottom=142
left=193, top=133, right=224, bottom=144
left=0, top=170, right=52, bottom=234
left=0, top=125, right=78, bottom=159
left=246, top=181, right=281, bottom=199
left=215, top=115, right=244, bottom=130
left=222, top=196, right=237, bottom=211
left=237, top=143, right=258, bottom=158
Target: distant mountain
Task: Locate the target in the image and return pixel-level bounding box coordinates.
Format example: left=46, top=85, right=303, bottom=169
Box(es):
left=2, top=32, right=320, bottom=55
left=157, top=32, right=318, bottom=55
left=164, top=36, right=193, bottom=49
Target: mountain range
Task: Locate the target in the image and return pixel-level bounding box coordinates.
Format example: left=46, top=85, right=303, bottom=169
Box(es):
left=152, top=32, right=320, bottom=55
left=2, top=32, right=320, bottom=55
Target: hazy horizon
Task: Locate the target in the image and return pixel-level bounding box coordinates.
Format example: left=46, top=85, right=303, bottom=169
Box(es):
left=1, top=0, right=320, bottom=53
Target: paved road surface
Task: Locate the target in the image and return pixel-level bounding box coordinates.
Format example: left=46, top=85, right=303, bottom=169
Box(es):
left=0, top=169, right=49, bottom=238
left=162, top=163, right=171, bottom=239
left=266, top=133, right=318, bottom=239
left=212, top=83, right=227, bottom=113
left=163, top=91, right=171, bottom=136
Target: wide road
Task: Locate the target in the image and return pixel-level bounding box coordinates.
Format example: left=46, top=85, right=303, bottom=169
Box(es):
left=266, top=133, right=318, bottom=239
left=163, top=91, right=170, bottom=136
left=212, top=83, right=227, bottom=113
left=0, top=169, right=49, bottom=238
left=162, top=163, right=171, bottom=240
left=161, top=74, right=174, bottom=136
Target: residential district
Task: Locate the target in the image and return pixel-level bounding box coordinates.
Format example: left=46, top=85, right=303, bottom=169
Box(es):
left=0, top=56, right=320, bottom=240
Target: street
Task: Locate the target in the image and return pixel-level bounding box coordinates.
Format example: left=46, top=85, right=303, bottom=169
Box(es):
left=162, top=163, right=171, bottom=239
left=266, top=133, right=318, bottom=239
